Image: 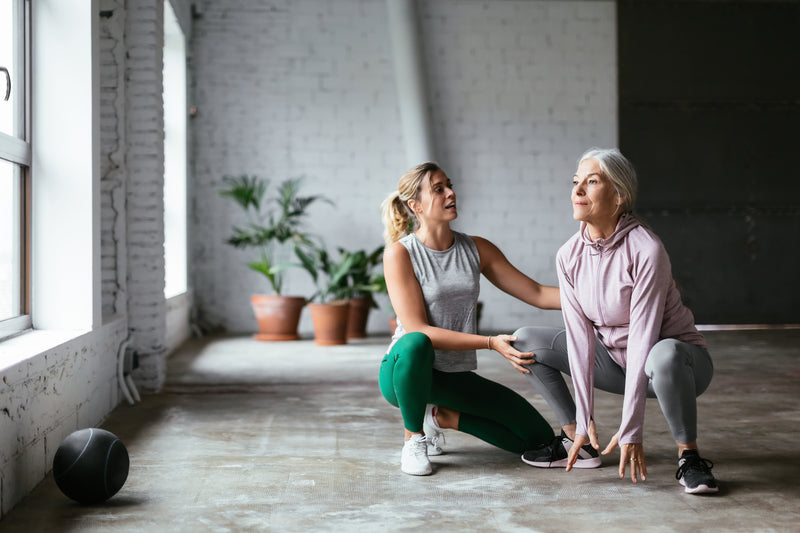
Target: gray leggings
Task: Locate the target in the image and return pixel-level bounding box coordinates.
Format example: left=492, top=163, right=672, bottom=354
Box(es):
left=512, top=326, right=714, bottom=444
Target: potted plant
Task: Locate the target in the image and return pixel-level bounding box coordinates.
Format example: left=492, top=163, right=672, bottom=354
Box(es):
left=296, top=245, right=361, bottom=345
left=345, top=245, right=385, bottom=338
left=219, top=174, right=331, bottom=341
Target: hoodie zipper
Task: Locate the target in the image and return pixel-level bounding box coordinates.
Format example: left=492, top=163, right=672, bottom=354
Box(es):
left=594, top=242, right=607, bottom=326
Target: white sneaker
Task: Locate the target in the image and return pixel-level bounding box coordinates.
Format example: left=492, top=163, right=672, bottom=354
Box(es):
left=423, top=404, right=445, bottom=456
left=401, top=434, right=432, bottom=476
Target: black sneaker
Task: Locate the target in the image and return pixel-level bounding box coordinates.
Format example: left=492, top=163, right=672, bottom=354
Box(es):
left=521, top=431, right=601, bottom=468
left=675, top=449, right=719, bottom=494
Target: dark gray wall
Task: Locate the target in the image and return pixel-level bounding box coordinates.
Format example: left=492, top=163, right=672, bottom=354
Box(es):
left=618, top=0, right=800, bottom=324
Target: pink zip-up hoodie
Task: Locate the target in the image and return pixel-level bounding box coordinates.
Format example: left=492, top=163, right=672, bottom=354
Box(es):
left=556, top=214, right=706, bottom=445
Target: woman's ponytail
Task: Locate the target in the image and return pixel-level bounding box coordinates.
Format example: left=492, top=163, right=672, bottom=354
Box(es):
left=381, top=191, right=412, bottom=245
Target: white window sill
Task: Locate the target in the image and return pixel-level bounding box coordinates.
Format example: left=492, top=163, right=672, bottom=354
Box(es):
left=0, top=329, right=90, bottom=373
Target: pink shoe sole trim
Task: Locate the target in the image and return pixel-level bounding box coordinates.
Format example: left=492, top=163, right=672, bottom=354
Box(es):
left=521, top=457, right=602, bottom=469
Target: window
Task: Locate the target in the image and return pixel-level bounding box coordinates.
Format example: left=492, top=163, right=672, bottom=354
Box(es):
left=163, top=0, right=188, bottom=298
left=0, top=0, right=31, bottom=338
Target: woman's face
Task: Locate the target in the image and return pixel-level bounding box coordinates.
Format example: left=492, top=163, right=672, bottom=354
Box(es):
left=411, top=170, right=457, bottom=223
left=571, top=158, right=620, bottom=226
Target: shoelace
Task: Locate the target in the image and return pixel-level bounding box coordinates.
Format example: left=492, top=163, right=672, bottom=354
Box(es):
left=535, top=435, right=565, bottom=459
left=675, top=455, right=714, bottom=480
left=411, top=437, right=428, bottom=458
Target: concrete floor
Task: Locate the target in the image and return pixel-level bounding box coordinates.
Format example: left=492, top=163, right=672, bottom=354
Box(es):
left=1, top=328, right=799, bottom=532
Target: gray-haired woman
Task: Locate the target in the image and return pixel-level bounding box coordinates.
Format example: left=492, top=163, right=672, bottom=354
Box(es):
left=515, top=148, right=719, bottom=495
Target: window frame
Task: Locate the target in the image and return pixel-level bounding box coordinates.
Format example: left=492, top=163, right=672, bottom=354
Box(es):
left=0, top=0, right=31, bottom=340
left=163, top=0, right=188, bottom=300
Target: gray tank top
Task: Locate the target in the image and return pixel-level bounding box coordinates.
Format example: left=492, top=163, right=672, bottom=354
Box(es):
left=387, top=231, right=481, bottom=372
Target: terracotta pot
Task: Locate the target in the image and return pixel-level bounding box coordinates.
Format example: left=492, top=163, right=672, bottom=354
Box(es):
left=308, top=300, right=350, bottom=345
left=250, top=295, right=306, bottom=341
left=346, top=297, right=372, bottom=339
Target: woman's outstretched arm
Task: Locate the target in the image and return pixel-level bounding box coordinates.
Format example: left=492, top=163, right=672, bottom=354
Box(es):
left=472, top=236, right=561, bottom=310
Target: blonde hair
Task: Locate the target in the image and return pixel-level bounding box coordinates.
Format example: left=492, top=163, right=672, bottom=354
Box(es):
left=578, top=148, right=638, bottom=213
left=380, top=162, right=441, bottom=245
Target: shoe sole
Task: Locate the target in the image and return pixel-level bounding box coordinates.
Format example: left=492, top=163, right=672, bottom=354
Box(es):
left=402, top=467, right=432, bottom=476
left=521, top=456, right=602, bottom=469
left=680, top=479, right=719, bottom=494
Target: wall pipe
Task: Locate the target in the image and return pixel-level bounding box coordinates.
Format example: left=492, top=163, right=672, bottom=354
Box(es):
left=117, top=338, right=134, bottom=404
left=116, top=338, right=140, bottom=405
left=386, top=0, right=436, bottom=166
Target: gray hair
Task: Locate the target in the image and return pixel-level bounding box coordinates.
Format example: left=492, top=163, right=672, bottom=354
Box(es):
left=578, top=148, right=637, bottom=213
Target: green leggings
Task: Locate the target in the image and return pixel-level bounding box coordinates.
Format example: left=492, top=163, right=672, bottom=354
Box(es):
left=379, top=332, right=554, bottom=454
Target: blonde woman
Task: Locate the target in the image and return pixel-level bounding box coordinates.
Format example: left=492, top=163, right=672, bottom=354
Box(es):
left=379, top=162, right=559, bottom=476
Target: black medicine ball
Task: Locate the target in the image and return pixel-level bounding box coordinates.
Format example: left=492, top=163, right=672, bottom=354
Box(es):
left=53, top=428, right=129, bottom=504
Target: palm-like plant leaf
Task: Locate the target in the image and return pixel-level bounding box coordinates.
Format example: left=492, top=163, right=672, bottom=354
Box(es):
left=219, top=174, right=332, bottom=295
left=219, top=175, right=268, bottom=211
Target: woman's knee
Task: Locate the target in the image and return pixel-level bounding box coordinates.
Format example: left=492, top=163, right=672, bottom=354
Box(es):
left=380, top=332, right=434, bottom=406
left=645, top=339, right=687, bottom=378
left=392, top=332, right=434, bottom=368
left=512, top=326, right=564, bottom=352
left=512, top=327, right=569, bottom=371
left=395, top=331, right=433, bottom=354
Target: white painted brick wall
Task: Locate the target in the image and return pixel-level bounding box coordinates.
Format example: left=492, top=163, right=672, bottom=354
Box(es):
left=191, top=0, right=406, bottom=334
left=0, top=321, right=126, bottom=516
left=125, top=0, right=168, bottom=390
left=191, top=0, right=616, bottom=335
left=100, top=0, right=128, bottom=319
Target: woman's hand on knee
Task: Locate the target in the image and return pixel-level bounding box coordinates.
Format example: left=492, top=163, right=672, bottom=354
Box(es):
left=490, top=334, right=535, bottom=374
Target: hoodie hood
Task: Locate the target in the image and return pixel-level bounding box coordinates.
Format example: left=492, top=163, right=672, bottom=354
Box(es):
left=580, top=213, right=641, bottom=251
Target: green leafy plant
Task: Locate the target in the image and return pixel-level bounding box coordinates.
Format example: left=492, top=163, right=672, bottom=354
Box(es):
left=295, top=246, right=363, bottom=304
left=346, top=245, right=385, bottom=309
left=219, top=175, right=332, bottom=295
